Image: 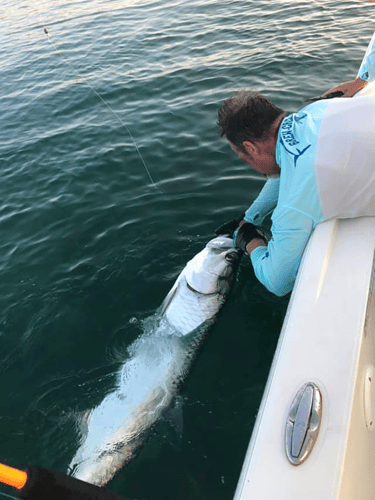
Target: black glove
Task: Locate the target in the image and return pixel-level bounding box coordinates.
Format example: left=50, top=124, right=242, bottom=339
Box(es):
left=215, top=214, right=245, bottom=238
left=234, top=222, right=267, bottom=253
left=305, top=90, right=344, bottom=103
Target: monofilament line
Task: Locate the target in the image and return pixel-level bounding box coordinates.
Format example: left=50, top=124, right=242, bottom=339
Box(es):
left=0, top=491, right=18, bottom=500
left=40, top=22, right=162, bottom=193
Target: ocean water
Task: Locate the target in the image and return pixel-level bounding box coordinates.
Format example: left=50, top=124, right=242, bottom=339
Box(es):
left=0, top=1, right=374, bottom=498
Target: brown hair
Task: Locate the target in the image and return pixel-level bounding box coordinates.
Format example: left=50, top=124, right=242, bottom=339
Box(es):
left=218, top=91, right=285, bottom=149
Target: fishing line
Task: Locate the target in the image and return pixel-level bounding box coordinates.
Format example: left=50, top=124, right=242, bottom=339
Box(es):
left=33, top=4, right=162, bottom=193
left=0, top=491, right=18, bottom=500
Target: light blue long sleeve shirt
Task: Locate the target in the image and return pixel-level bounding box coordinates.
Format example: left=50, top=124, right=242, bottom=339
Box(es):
left=242, top=36, right=375, bottom=296
left=246, top=95, right=375, bottom=296
left=358, top=34, right=375, bottom=81
left=246, top=96, right=375, bottom=295
left=245, top=102, right=327, bottom=296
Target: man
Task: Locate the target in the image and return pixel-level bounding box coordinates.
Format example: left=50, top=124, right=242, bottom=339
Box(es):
left=217, top=45, right=375, bottom=297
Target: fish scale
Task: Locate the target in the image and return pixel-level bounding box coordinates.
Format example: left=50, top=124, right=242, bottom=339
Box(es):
left=68, top=236, right=240, bottom=485
left=163, top=275, right=226, bottom=335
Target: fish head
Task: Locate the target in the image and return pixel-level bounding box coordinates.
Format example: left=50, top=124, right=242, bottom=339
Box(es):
left=184, top=236, right=241, bottom=295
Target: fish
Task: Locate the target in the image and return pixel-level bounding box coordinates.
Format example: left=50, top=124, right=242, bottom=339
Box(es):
left=67, top=235, right=241, bottom=486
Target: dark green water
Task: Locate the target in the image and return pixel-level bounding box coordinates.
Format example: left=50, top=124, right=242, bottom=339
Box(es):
left=1, top=1, right=374, bottom=498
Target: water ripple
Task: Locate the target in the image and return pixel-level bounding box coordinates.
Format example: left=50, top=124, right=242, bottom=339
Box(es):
left=0, top=0, right=374, bottom=495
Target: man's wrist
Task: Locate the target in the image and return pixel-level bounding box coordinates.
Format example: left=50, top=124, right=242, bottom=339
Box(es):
left=245, top=238, right=267, bottom=255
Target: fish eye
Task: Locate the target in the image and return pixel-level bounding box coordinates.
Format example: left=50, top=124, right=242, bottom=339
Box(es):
left=225, top=251, right=238, bottom=263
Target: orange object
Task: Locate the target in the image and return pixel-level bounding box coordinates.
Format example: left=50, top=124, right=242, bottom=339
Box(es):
left=0, top=463, right=28, bottom=489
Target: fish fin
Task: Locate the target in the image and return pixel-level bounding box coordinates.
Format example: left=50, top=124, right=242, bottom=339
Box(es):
left=160, top=281, right=179, bottom=316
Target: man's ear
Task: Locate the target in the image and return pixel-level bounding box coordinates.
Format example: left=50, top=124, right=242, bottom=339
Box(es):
left=242, top=140, right=258, bottom=156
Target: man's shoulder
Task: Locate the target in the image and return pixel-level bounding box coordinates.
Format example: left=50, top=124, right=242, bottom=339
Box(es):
left=277, top=100, right=330, bottom=165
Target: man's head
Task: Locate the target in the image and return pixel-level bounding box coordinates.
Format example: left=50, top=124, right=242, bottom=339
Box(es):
left=218, top=91, right=285, bottom=177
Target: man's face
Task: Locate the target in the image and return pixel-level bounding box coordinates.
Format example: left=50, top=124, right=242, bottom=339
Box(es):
left=229, top=142, right=253, bottom=165
left=229, top=141, right=280, bottom=178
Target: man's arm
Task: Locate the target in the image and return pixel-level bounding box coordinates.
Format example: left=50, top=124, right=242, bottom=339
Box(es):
left=320, top=32, right=375, bottom=98
left=245, top=237, right=267, bottom=254
left=246, top=208, right=314, bottom=297
left=244, top=177, right=280, bottom=226
left=320, top=77, right=367, bottom=98
left=357, top=31, right=375, bottom=82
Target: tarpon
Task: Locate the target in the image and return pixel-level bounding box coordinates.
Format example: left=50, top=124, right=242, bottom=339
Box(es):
left=68, top=235, right=241, bottom=486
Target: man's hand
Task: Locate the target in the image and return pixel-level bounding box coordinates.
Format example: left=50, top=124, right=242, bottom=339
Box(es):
left=234, top=222, right=267, bottom=253
left=215, top=214, right=245, bottom=238
left=321, top=77, right=367, bottom=98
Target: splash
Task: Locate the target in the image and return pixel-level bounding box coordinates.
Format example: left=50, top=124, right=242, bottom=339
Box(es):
left=68, top=314, right=204, bottom=486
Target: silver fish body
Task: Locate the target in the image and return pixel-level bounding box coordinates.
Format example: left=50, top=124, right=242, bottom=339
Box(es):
left=68, top=236, right=240, bottom=486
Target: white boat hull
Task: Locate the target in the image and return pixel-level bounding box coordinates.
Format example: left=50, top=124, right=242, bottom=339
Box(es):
left=234, top=217, right=375, bottom=499
left=235, top=33, right=375, bottom=500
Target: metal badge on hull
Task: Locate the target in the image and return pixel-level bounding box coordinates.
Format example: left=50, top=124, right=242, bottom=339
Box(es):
left=285, top=383, right=322, bottom=465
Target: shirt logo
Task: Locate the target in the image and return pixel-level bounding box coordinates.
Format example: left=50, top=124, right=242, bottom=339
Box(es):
left=262, top=251, right=269, bottom=260
left=280, top=115, right=300, bottom=146
left=279, top=113, right=311, bottom=167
